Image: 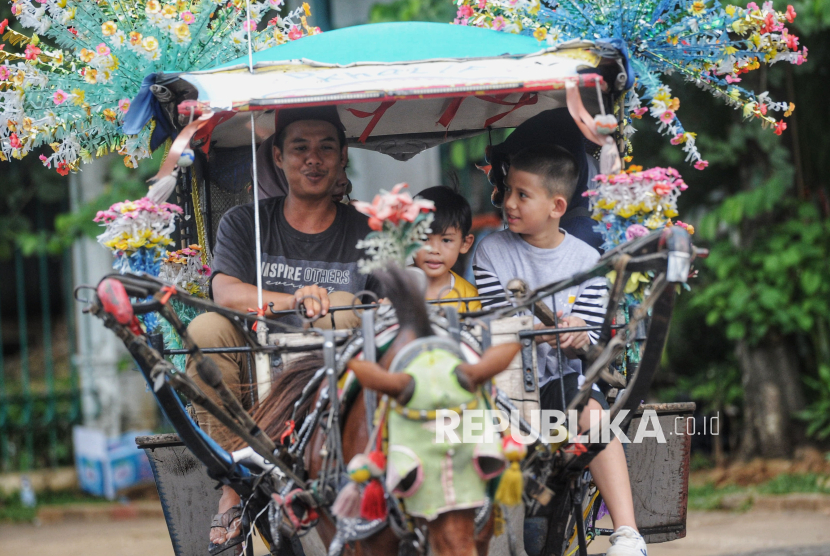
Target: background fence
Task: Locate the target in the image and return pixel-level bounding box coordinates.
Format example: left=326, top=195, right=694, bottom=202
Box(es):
left=0, top=245, right=81, bottom=472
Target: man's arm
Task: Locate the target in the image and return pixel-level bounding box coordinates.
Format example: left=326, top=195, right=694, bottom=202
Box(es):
left=212, top=273, right=331, bottom=318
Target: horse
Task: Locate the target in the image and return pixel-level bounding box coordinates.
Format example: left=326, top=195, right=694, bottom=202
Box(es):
left=249, top=267, right=521, bottom=556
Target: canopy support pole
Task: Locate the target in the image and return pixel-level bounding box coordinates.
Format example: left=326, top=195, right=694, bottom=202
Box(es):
left=245, top=0, right=270, bottom=402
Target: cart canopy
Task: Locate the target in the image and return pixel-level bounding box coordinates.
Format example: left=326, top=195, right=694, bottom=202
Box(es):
left=165, top=22, right=627, bottom=159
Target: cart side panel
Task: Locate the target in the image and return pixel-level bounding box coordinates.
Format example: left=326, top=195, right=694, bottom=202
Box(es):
left=626, top=403, right=695, bottom=544
left=137, top=434, right=222, bottom=556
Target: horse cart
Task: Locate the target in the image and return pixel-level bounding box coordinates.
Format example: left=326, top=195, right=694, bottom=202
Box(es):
left=80, top=21, right=702, bottom=556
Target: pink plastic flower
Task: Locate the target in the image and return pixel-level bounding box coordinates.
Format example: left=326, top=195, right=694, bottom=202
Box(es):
left=24, top=44, right=42, bottom=61
left=491, top=16, right=506, bottom=30
left=694, top=160, right=709, bottom=170
left=631, top=107, right=648, bottom=119
left=785, top=33, right=799, bottom=50
left=118, top=99, right=131, bottom=113
left=478, top=0, right=487, bottom=7
left=670, top=134, right=685, bottom=145
left=0, top=66, right=10, bottom=80
left=96, top=43, right=111, bottom=56
left=746, top=2, right=758, bottom=11
left=0, top=19, right=7, bottom=34
left=9, top=133, right=21, bottom=149
left=774, top=120, right=787, bottom=135
left=181, top=11, right=195, bottom=24
left=785, top=4, right=797, bottom=23
left=658, top=110, right=675, bottom=124
left=625, top=224, right=649, bottom=240
left=457, top=5, right=474, bottom=18
left=53, top=89, right=69, bottom=105
left=725, top=75, right=741, bottom=83
left=242, top=19, right=256, bottom=32
left=352, top=183, right=434, bottom=231
left=287, top=25, right=302, bottom=40
left=39, top=154, right=48, bottom=164
left=653, top=182, right=673, bottom=195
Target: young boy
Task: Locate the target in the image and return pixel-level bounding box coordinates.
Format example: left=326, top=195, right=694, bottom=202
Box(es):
left=473, top=145, right=647, bottom=556
left=413, top=186, right=482, bottom=312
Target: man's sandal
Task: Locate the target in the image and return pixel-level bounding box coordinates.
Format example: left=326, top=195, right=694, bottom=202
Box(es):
left=208, top=504, right=245, bottom=556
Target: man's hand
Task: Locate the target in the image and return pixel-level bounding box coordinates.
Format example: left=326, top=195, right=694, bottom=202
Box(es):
left=534, top=313, right=590, bottom=359
left=293, top=285, right=331, bottom=318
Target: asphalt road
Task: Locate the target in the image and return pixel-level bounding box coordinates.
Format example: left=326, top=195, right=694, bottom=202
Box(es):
left=1, top=509, right=829, bottom=556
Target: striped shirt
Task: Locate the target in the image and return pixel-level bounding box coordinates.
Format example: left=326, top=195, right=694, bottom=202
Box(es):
left=472, top=229, right=608, bottom=386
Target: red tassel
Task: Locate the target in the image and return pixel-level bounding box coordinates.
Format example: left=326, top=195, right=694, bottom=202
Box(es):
left=367, top=450, right=386, bottom=476
left=360, top=479, right=387, bottom=521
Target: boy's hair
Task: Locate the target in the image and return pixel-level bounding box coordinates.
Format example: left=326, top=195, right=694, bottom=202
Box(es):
left=416, top=185, right=473, bottom=236
left=510, top=144, right=578, bottom=202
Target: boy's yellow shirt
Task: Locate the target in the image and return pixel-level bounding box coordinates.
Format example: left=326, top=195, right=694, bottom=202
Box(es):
left=436, top=270, right=481, bottom=312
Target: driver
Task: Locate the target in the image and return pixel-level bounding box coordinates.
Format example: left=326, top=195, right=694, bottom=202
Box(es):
left=185, top=106, right=381, bottom=552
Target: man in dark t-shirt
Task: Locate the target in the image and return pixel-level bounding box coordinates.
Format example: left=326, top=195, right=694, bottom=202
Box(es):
left=186, top=106, right=379, bottom=550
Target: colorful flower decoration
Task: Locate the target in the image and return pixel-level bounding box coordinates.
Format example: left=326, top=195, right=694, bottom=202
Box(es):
left=586, top=166, right=690, bottom=248
left=352, top=183, right=435, bottom=273
left=0, top=0, right=319, bottom=173
left=453, top=1, right=804, bottom=169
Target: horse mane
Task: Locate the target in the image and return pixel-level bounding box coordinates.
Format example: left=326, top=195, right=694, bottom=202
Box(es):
left=376, top=266, right=432, bottom=339
left=232, top=352, right=324, bottom=450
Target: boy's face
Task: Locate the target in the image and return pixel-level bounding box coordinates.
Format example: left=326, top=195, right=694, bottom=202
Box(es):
left=503, top=167, right=567, bottom=238
left=414, top=226, right=475, bottom=281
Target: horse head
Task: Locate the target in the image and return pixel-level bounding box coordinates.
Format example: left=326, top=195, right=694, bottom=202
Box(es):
left=347, top=266, right=520, bottom=556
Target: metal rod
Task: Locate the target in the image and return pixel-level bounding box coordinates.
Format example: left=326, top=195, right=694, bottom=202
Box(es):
left=38, top=203, right=57, bottom=468
left=15, top=250, right=33, bottom=471
left=518, top=324, right=626, bottom=337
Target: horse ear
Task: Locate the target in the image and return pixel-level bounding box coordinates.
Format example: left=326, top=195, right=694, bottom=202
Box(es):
left=348, top=359, right=413, bottom=397
left=457, top=343, right=521, bottom=387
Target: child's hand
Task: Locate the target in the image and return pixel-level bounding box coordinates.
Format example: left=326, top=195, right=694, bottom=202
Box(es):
left=534, top=314, right=590, bottom=359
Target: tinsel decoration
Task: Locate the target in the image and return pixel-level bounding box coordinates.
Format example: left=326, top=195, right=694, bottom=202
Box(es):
left=0, top=0, right=318, bottom=171
left=453, top=0, right=804, bottom=168
left=352, top=183, right=435, bottom=274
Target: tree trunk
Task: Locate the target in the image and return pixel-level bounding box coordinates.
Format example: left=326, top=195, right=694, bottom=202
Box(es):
left=737, top=333, right=806, bottom=459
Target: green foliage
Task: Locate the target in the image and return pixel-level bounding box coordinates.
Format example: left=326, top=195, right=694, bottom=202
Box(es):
left=796, top=364, right=830, bottom=440
left=368, top=0, right=455, bottom=23
left=691, top=201, right=830, bottom=345
left=0, top=150, right=162, bottom=260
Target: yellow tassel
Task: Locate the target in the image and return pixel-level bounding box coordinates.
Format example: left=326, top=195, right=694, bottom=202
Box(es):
left=495, top=461, right=523, bottom=506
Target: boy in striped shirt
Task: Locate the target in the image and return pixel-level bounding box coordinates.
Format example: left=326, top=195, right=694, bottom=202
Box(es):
left=472, top=144, right=647, bottom=556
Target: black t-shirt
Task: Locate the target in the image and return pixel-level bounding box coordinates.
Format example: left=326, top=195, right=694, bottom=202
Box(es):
left=211, top=197, right=380, bottom=313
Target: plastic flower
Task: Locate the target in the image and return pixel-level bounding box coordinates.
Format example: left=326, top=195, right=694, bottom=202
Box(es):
left=9, top=133, right=21, bottom=149
left=103, top=108, right=117, bottom=122
left=53, top=89, right=69, bottom=105
left=84, top=68, right=98, bottom=84
left=784, top=103, right=795, bottom=117
left=118, top=99, right=131, bottom=113
left=269, top=0, right=283, bottom=6
left=689, top=1, right=706, bottom=15
left=145, top=0, right=161, bottom=14
left=24, top=44, right=42, bottom=61
left=352, top=183, right=434, bottom=230
left=785, top=4, right=797, bottom=23
left=491, top=16, right=506, bottom=30
left=0, top=19, right=7, bottom=35
left=457, top=5, right=474, bottom=18
left=242, top=19, right=256, bottom=32
left=694, top=160, right=708, bottom=170
left=142, top=36, right=159, bottom=52
left=129, top=32, right=142, bottom=46
left=287, top=25, right=302, bottom=40
left=79, top=48, right=95, bottom=62
left=533, top=27, right=547, bottom=41
left=181, top=11, right=195, bottom=24
left=774, top=120, right=787, bottom=136
left=631, top=107, right=648, bottom=119
left=56, top=161, right=70, bottom=176
left=0, top=66, right=9, bottom=80
left=625, top=224, right=649, bottom=240
left=101, top=21, right=117, bottom=36
left=303, top=2, right=311, bottom=16
left=162, top=4, right=177, bottom=18
left=174, top=23, right=190, bottom=40
left=97, top=43, right=111, bottom=56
